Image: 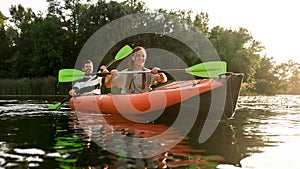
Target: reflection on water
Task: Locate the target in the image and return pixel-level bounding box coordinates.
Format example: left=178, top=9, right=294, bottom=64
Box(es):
left=73, top=112, right=223, bottom=168
left=0, top=100, right=222, bottom=168
left=231, top=95, right=300, bottom=169
left=0, top=95, right=300, bottom=168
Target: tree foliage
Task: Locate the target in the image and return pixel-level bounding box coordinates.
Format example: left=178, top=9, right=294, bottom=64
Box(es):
left=272, top=60, right=299, bottom=94
left=0, top=0, right=299, bottom=95
left=254, top=56, right=277, bottom=95
left=209, top=26, right=263, bottom=82
left=0, top=11, right=6, bottom=27
left=29, top=16, right=65, bottom=77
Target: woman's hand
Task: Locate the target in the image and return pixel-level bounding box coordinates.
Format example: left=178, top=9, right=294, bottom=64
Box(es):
left=100, top=65, right=109, bottom=72
left=152, top=67, right=167, bottom=83
left=105, top=69, right=118, bottom=88
left=151, top=67, right=160, bottom=74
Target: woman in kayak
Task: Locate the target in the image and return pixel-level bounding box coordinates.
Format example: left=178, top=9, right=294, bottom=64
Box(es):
left=104, top=46, right=167, bottom=94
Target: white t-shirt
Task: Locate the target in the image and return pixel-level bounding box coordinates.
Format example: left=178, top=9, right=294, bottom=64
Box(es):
left=73, top=76, right=102, bottom=95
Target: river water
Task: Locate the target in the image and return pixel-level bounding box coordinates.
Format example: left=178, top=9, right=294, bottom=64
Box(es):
left=0, top=95, right=300, bottom=169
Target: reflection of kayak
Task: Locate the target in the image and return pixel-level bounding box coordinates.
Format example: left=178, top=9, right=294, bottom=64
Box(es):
left=70, top=73, right=243, bottom=119
left=73, top=111, right=223, bottom=166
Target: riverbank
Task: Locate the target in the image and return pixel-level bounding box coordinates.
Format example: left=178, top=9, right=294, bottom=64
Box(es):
left=0, top=95, right=67, bottom=101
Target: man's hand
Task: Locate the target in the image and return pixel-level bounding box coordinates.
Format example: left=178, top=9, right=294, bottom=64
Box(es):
left=69, top=89, right=76, bottom=96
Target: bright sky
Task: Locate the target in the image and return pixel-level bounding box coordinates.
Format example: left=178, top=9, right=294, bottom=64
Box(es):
left=1, top=0, right=299, bottom=63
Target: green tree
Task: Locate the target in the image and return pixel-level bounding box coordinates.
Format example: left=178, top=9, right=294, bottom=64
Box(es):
left=46, top=0, right=91, bottom=67
left=9, top=4, right=36, bottom=29
left=45, top=0, right=146, bottom=69
left=0, top=12, right=12, bottom=78
left=29, top=16, right=65, bottom=77
left=8, top=5, right=37, bottom=78
left=254, top=56, right=277, bottom=95
left=209, top=26, right=263, bottom=82
left=273, top=60, right=298, bottom=94
left=193, top=12, right=210, bottom=35
left=288, top=63, right=300, bottom=94
left=0, top=25, right=18, bottom=78
left=253, top=57, right=300, bottom=95
left=119, top=0, right=147, bottom=13
left=254, top=56, right=276, bottom=81
left=2, top=0, right=290, bottom=97
left=0, top=11, right=6, bottom=27
left=77, top=0, right=128, bottom=46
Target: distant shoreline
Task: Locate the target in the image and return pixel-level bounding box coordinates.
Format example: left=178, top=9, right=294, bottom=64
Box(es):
left=0, top=95, right=67, bottom=101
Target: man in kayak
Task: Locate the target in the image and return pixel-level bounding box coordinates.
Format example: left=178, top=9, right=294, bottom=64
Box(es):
left=69, top=59, right=108, bottom=96
left=104, top=46, right=167, bottom=94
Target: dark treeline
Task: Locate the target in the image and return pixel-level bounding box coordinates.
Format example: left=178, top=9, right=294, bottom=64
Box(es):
left=0, top=0, right=299, bottom=95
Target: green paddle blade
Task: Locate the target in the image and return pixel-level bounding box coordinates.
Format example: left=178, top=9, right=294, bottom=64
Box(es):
left=186, top=61, right=227, bottom=77
left=115, top=45, right=133, bottom=60
left=59, top=69, right=86, bottom=82
left=47, top=95, right=71, bottom=110
left=47, top=102, right=62, bottom=110
left=101, top=45, right=133, bottom=68
left=58, top=45, right=132, bottom=83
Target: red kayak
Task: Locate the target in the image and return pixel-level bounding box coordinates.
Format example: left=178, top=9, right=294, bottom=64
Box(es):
left=70, top=73, right=243, bottom=119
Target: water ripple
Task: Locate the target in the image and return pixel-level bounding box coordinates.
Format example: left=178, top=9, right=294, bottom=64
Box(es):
left=237, top=95, right=300, bottom=112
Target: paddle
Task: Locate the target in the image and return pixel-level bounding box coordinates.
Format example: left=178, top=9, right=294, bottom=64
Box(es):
left=58, top=61, right=227, bottom=83
left=47, top=95, right=71, bottom=110
left=168, top=61, right=226, bottom=77
left=120, top=61, right=227, bottom=77
left=106, top=45, right=132, bottom=67
left=48, top=45, right=133, bottom=110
